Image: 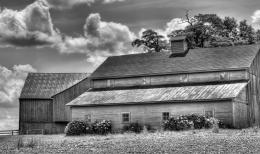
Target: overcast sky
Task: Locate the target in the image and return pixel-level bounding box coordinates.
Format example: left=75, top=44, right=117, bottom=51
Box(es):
left=0, top=0, right=260, bottom=130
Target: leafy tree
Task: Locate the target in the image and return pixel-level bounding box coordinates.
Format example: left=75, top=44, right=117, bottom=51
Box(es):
left=223, top=17, right=238, bottom=38
left=256, top=30, right=260, bottom=42
left=169, top=12, right=257, bottom=48
left=132, top=29, right=166, bottom=52
left=179, top=13, right=224, bottom=48
left=239, top=20, right=255, bottom=44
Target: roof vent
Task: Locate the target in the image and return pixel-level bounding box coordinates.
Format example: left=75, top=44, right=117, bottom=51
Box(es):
left=170, top=35, right=189, bottom=57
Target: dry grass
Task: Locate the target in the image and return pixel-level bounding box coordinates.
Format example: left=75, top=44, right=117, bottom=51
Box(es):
left=1, top=129, right=260, bottom=153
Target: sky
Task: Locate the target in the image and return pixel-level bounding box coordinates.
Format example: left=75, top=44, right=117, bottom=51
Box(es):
left=0, top=0, right=260, bottom=130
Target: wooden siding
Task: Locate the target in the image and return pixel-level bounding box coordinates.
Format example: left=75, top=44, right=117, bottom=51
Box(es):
left=248, top=48, right=260, bottom=126
left=232, top=87, right=249, bottom=128
left=52, top=78, right=90, bottom=122
left=19, top=99, right=54, bottom=134
left=92, top=70, right=248, bottom=89
left=19, top=99, right=53, bottom=123
left=71, top=101, right=233, bottom=130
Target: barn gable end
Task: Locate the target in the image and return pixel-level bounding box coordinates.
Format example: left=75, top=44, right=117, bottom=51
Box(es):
left=19, top=73, right=89, bottom=134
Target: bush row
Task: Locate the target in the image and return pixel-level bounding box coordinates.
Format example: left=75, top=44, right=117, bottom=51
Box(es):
left=65, top=114, right=226, bottom=135
left=65, top=120, right=112, bottom=136
left=162, top=114, right=223, bottom=131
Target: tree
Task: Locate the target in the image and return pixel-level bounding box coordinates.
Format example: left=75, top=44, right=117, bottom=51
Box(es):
left=179, top=13, right=224, bottom=48
left=132, top=29, right=166, bottom=52
left=223, top=17, right=238, bottom=38
left=169, top=12, right=257, bottom=48
left=239, top=20, right=255, bottom=44
left=256, top=30, right=260, bottom=42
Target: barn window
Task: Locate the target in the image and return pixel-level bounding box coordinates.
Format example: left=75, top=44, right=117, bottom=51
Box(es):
left=162, top=112, right=170, bottom=121
left=84, top=114, right=91, bottom=123
left=107, top=79, right=114, bottom=88
left=205, top=110, right=214, bottom=118
left=122, top=113, right=130, bottom=123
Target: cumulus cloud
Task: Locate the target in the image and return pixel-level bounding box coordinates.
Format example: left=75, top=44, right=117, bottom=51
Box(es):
left=156, top=18, right=189, bottom=39
left=0, top=64, right=36, bottom=107
left=0, top=0, right=61, bottom=47
left=45, top=0, right=125, bottom=9
left=0, top=0, right=136, bottom=64
left=56, top=13, right=136, bottom=64
left=0, top=64, right=36, bottom=130
left=252, top=10, right=260, bottom=30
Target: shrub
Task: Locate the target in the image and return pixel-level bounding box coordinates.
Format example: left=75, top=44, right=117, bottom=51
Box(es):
left=92, top=120, right=112, bottom=135
left=85, top=123, right=94, bottom=134
left=162, top=116, right=192, bottom=131
left=186, top=114, right=209, bottom=129
left=65, top=120, right=88, bottom=136
left=123, top=122, right=143, bottom=133
left=162, top=114, right=223, bottom=131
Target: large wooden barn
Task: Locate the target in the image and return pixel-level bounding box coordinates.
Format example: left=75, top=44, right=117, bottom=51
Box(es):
left=19, top=37, right=260, bottom=133
left=67, top=38, right=260, bottom=130
left=19, top=73, right=90, bottom=134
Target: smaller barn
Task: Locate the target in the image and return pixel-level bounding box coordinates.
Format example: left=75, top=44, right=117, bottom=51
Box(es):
left=67, top=38, right=260, bottom=130
left=19, top=73, right=90, bottom=134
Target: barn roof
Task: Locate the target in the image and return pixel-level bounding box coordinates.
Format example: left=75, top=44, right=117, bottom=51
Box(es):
left=67, top=82, right=247, bottom=106
left=20, top=73, right=89, bottom=99
left=91, top=45, right=259, bottom=79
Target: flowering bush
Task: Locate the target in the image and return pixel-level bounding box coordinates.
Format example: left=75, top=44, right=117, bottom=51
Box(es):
left=186, top=114, right=210, bottom=129
left=123, top=122, right=143, bottom=133
left=162, top=114, right=223, bottom=131
left=162, top=116, right=192, bottom=131
left=65, top=120, right=88, bottom=136
left=92, top=120, right=112, bottom=135
left=64, top=120, right=112, bottom=135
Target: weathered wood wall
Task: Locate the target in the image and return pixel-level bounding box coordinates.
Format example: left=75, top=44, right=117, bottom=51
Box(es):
left=19, top=78, right=91, bottom=134
left=248, top=49, right=260, bottom=126
left=52, top=78, right=90, bottom=122
left=71, top=101, right=234, bottom=130
left=92, top=70, right=248, bottom=89
left=19, top=99, right=53, bottom=134
left=232, top=87, right=249, bottom=128
left=20, top=122, right=66, bottom=134
left=19, top=99, right=53, bottom=122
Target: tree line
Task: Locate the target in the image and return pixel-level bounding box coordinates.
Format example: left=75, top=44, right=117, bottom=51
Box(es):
left=132, top=12, right=260, bottom=52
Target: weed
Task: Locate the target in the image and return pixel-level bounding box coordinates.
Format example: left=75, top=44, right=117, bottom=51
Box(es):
left=17, top=137, right=24, bottom=150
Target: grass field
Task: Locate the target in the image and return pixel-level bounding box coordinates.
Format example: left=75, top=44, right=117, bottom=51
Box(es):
left=1, top=129, right=260, bottom=154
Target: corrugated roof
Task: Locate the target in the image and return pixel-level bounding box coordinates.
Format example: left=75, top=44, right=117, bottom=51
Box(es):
left=20, top=73, right=89, bottom=99
left=67, top=82, right=247, bottom=106
left=91, top=45, right=259, bottom=79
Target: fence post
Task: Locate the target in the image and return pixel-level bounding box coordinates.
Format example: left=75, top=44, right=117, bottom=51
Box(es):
left=11, top=130, right=13, bottom=136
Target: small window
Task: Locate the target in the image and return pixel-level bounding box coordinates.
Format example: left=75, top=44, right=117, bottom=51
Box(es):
left=122, top=113, right=130, bottom=123
left=107, top=80, right=111, bottom=87
left=84, top=114, right=91, bottom=123
left=205, top=110, right=214, bottom=118
left=162, top=112, right=170, bottom=121
left=107, top=79, right=114, bottom=88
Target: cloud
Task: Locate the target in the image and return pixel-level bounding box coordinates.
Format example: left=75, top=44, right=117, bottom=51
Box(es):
left=45, top=0, right=125, bottom=9
left=0, top=64, right=36, bottom=130
left=156, top=18, right=189, bottom=39
left=56, top=13, right=136, bottom=64
left=103, top=0, right=125, bottom=4
left=0, top=0, right=61, bottom=47
left=0, top=0, right=136, bottom=65
left=0, top=64, right=36, bottom=107
left=252, top=10, right=260, bottom=30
